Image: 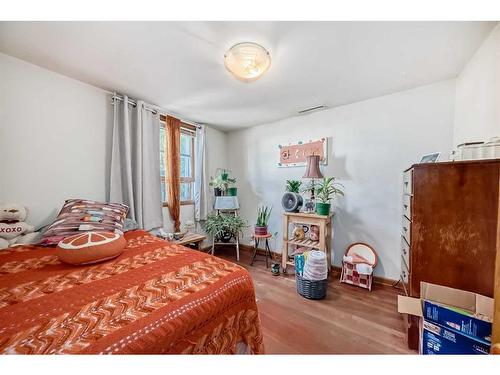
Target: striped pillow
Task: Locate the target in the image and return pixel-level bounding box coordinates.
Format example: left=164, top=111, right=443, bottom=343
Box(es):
left=40, top=199, right=129, bottom=246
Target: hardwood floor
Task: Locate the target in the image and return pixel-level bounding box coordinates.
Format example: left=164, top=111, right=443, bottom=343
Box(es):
left=216, top=247, right=415, bottom=354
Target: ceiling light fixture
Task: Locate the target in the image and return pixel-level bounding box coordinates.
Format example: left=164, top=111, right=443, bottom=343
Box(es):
left=224, top=42, right=271, bottom=82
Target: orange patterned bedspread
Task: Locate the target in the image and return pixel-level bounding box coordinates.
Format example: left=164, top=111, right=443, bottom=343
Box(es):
left=0, top=230, right=264, bottom=354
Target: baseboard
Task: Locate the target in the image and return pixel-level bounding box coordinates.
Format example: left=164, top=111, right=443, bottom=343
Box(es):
left=205, top=243, right=399, bottom=287
left=329, top=265, right=399, bottom=287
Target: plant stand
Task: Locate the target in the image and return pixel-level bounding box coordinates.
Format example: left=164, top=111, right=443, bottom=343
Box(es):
left=210, top=235, right=240, bottom=261
left=250, top=232, right=273, bottom=268
left=210, top=209, right=240, bottom=261
left=282, top=212, right=332, bottom=274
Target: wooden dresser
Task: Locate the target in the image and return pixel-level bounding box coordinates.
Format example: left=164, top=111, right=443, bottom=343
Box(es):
left=400, top=159, right=500, bottom=350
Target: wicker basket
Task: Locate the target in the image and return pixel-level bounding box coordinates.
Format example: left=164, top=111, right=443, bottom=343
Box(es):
left=296, top=274, right=328, bottom=300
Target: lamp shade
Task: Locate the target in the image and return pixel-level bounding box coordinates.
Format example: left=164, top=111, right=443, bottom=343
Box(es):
left=303, top=155, right=323, bottom=179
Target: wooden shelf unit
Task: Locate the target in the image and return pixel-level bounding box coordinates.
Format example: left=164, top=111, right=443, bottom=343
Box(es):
left=281, top=212, right=333, bottom=273
left=287, top=238, right=320, bottom=248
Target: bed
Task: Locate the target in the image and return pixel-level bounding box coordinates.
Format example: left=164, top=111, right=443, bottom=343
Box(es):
left=0, top=230, right=264, bottom=354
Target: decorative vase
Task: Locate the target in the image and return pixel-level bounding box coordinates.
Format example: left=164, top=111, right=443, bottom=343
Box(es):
left=315, top=202, right=331, bottom=216
left=221, top=173, right=229, bottom=181
left=227, top=187, right=238, bottom=196
left=304, top=199, right=315, bottom=213
left=214, top=188, right=222, bottom=196
left=254, top=225, right=268, bottom=235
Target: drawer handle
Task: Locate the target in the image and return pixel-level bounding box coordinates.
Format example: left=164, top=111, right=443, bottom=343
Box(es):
left=403, top=204, right=408, bottom=209
left=403, top=227, right=408, bottom=232
left=402, top=249, right=407, bottom=255
left=402, top=270, right=406, bottom=277
left=404, top=182, right=409, bottom=186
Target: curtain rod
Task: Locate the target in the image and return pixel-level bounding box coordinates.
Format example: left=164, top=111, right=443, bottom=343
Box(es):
left=110, top=93, right=202, bottom=129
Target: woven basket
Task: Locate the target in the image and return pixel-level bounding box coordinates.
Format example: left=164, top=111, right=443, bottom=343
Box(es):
left=296, top=274, right=328, bottom=300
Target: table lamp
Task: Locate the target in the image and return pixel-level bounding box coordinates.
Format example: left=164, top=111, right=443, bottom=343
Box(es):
left=303, top=154, right=323, bottom=202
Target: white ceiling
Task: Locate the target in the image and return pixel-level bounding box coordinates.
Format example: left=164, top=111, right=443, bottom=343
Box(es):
left=0, top=21, right=496, bottom=130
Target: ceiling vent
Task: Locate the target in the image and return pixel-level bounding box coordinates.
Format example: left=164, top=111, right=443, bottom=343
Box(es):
left=297, top=105, right=328, bottom=115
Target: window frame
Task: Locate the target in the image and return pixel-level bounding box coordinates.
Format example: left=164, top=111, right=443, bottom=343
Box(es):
left=160, top=116, right=196, bottom=207
left=179, top=128, right=195, bottom=206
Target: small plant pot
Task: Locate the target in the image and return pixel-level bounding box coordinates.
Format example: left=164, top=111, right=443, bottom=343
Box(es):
left=254, top=225, right=268, bottom=236
left=227, top=187, right=238, bottom=196
left=315, top=202, right=331, bottom=216
left=214, top=188, right=222, bottom=196
left=271, top=263, right=280, bottom=276
left=218, top=232, right=232, bottom=243
left=221, top=173, right=229, bottom=181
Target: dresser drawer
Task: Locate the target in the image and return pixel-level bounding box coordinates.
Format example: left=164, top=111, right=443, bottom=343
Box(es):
left=401, top=257, right=409, bottom=295
left=403, top=169, right=413, bottom=195
left=402, top=216, right=411, bottom=244
left=402, top=194, right=412, bottom=219
left=401, top=254, right=409, bottom=275
left=401, top=236, right=410, bottom=268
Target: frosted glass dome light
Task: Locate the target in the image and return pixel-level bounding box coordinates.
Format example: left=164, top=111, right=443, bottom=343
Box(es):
left=224, top=42, right=271, bottom=82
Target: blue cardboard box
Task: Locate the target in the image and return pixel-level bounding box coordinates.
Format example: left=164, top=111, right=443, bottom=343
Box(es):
left=398, top=282, right=494, bottom=355
left=422, top=320, right=490, bottom=355
left=423, top=300, right=492, bottom=345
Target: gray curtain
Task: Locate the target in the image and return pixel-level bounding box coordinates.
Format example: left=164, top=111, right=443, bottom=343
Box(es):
left=194, top=124, right=208, bottom=221
left=109, top=95, right=164, bottom=230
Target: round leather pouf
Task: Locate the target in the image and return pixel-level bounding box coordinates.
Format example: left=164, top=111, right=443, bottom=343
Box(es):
left=57, top=231, right=126, bottom=265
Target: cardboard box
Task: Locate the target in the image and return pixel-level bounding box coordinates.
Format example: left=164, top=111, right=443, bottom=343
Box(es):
left=421, top=320, right=490, bottom=354
left=398, top=282, right=494, bottom=355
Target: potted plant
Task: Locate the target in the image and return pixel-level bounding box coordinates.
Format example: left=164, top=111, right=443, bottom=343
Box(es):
left=269, top=231, right=280, bottom=276
left=210, top=171, right=237, bottom=196
left=227, top=178, right=237, bottom=196
left=315, top=177, right=344, bottom=215
left=286, top=179, right=302, bottom=193
left=220, top=169, right=229, bottom=181
left=209, top=176, right=224, bottom=196
left=204, top=213, right=247, bottom=243
left=255, top=205, right=272, bottom=235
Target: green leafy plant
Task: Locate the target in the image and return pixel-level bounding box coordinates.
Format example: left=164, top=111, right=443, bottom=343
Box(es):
left=285, top=180, right=302, bottom=193
left=204, top=214, right=248, bottom=241
left=209, top=173, right=236, bottom=192
left=256, top=205, right=272, bottom=227
left=315, top=177, right=344, bottom=204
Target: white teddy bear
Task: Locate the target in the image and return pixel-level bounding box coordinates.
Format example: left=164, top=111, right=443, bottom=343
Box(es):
left=0, top=204, right=40, bottom=250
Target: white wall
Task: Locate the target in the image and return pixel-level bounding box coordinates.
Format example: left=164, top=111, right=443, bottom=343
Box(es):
left=0, top=53, right=112, bottom=228
left=0, top=52, right=226, bottom=235
left=227, top=80, right=455, bottom=280
left=454, top=23, right=500, bottom=146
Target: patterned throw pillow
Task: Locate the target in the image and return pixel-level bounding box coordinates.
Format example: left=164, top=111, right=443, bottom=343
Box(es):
left=57, top=231, right=126, bottom=265
left=40, top=199, right=129, bottom=246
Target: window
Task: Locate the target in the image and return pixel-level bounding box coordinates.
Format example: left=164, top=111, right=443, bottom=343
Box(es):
left=160, top=119, right=195, bottom=205
left=179, top=130, right=195, bottom=204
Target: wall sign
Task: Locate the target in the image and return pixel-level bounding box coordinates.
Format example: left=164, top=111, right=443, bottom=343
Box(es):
left=278, top=138, right=328, bottom=167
